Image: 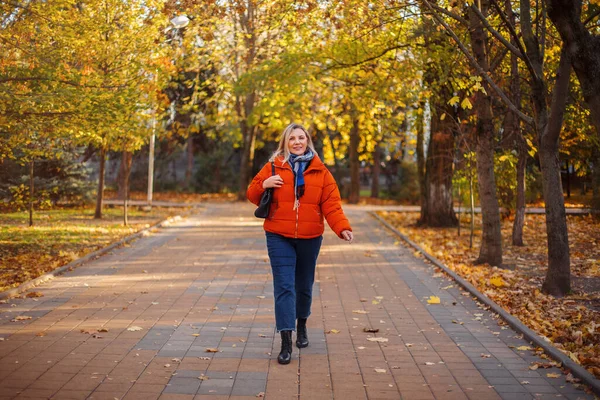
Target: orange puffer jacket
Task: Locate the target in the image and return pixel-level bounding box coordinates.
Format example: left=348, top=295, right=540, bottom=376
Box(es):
left=247, top=154, right=352, bottom=239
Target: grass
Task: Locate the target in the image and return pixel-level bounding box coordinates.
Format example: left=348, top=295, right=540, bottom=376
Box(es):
left=0, top=206, right=187, bottom=292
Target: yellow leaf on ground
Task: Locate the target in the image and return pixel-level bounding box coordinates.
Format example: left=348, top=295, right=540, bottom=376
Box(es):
left=546, top=373, right=561, bottom=378
left=490, top=276, right=505, bottom=287
left=427, top=296, right=441, bottom=304
left=516, top=346, right=532, bottom=351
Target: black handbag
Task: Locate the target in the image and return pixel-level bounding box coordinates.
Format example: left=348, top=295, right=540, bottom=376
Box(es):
left=254, top=162, right=275, bottom=219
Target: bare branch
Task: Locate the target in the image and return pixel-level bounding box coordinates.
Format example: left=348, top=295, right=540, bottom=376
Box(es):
left=421, top=0, right=534, bottom=125
left=321, top=43, right=411, bottom=71
left=545, top=46, right=571, bottom=144
left=584, top=9, right=600, bottom=25
left=469, top=4, right=524, bottom=60
left=0, top=76, right=128, bottom=89
left=490, top=47, right=509, bottom=72
left=427, top=3, right=469, bottom=26
left=489, top=0, right=541, bottom=82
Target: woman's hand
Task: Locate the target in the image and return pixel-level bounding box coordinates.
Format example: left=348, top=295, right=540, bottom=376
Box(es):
left=263, top=174, right=284, bottom=189
left=341, top=230, right=353, bottom=244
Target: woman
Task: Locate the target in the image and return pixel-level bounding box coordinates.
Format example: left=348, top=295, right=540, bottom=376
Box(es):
left=247, top=123, right=353, bottom=364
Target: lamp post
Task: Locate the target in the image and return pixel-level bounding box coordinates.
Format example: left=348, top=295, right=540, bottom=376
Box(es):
left=147, top=15, right=190, bottom=209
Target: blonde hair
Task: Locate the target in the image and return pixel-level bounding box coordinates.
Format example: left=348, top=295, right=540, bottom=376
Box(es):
left=269, top=123, right=317, bottom=163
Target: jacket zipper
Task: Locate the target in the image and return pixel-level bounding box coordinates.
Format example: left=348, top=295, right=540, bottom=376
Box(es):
left=295, top=205, right=299, bottom=238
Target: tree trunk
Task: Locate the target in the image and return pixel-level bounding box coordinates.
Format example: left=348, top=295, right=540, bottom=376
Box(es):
left=469, top=1, right=503, bottom=266
left=418, top=124, right=457, bottom=227
left=348, top=110, right=360, bottom=204
left=547, top=0, right=600, bottom=136
left=117, top=151, right=132, bottom=200
left=512, top=137, right=527, bottom=246
left=593, top=146, right=600, bottom=210
left=474, top=129, right=503, bottom=265
left=29, top=160, right=34, bottom=227
left=186, top=135, right=194, bottom=189
left=94, top=148, right=106, bottom=219
left=122, top=151, right=133, bottom=226
left=238, top=119, right=257, bottom=200
left=540, top=49, right=572, bottom=296
left=416, top=102, right=426, bottom=213
left=371, top=141, right=381, bottom=198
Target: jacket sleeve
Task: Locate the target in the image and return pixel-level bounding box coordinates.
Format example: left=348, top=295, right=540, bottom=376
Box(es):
left=246, top=162, right=272, bottom=206
left=320, top=170, right=352, bottom=238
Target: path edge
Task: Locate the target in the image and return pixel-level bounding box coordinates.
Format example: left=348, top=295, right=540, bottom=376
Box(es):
left=370, top=211, right=600, bottom=396
left=0, top=210, right=193, bottom=301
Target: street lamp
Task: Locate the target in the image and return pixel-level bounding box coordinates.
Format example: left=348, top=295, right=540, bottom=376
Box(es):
left=147, top=15, right=190, bottom=209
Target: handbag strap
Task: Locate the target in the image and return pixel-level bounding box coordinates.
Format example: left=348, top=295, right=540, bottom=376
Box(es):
left=271, top=162, right=275, bottom=176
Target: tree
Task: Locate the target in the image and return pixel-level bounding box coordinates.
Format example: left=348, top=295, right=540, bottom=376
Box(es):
left=422, top=0, right=575, bottom=294
left=547, top=0, right=600, bottom=135
left=58, top=0, right=169, bottom=219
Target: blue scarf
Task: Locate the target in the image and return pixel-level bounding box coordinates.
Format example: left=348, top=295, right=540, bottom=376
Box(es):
left=288, top=150, right=314, bottom=209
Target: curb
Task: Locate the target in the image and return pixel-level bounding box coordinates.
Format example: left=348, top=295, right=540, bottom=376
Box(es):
left=370, top=211, right=600, bottom=396
left=0, top=212, right=189, bottom=301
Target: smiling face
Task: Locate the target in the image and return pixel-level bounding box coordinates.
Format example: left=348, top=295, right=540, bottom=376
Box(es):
left=287, top=128, right=308, bottom=156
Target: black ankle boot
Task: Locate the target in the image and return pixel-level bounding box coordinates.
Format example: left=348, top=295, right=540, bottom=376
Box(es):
left=278, top=330, right=292, bottom=364
left=296, top=318, right=309, bottom=348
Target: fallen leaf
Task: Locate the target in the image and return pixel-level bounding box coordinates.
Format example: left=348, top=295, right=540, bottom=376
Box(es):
left=489, top=276, right=505, bottom=287
left=546, top=373, right=561, bottom=378
left=363, top=328, right=380, bottom=333
left=481, top=354, right=491, bottom=358
left=424, top=362, right=435, bottom=366
left=26, top=291, right=43, bottom=298
left=11, top=316, right=32, bottom=322
left=352, top=310, right=369, bottom=314
left=521, top=381, right=530, bottom=385
left=164, top=364, right=170, bottom=367
left=36, top=332, right=46, bottom=337
left=374, top=368, right=387, bottom=373
left=427, top=296, right=441, bottom=304
left=256, top=296, right=265, bottom=299
left=192, top=333, right=200, bottom=337
left=326, top=329, right=340, bottom=334
left=516, top=346, right=532, bottom=351
left=367, top=337, right=388, bottom=343
left=98, top=328, right=109, bottom=333
left=127, top=326, right=143, bottom=332
left=256, top=392, right=265, bottom=398
left=205, top=348, right=220, bottom=353
left=198, top=375, right=209, bottom=381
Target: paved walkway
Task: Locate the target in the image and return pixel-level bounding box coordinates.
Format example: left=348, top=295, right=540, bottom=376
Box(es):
left=0, top=203, right=594, bottom=400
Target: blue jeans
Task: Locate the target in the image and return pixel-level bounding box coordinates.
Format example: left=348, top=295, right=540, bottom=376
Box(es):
left=265, top=232, right=323, bottom=332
